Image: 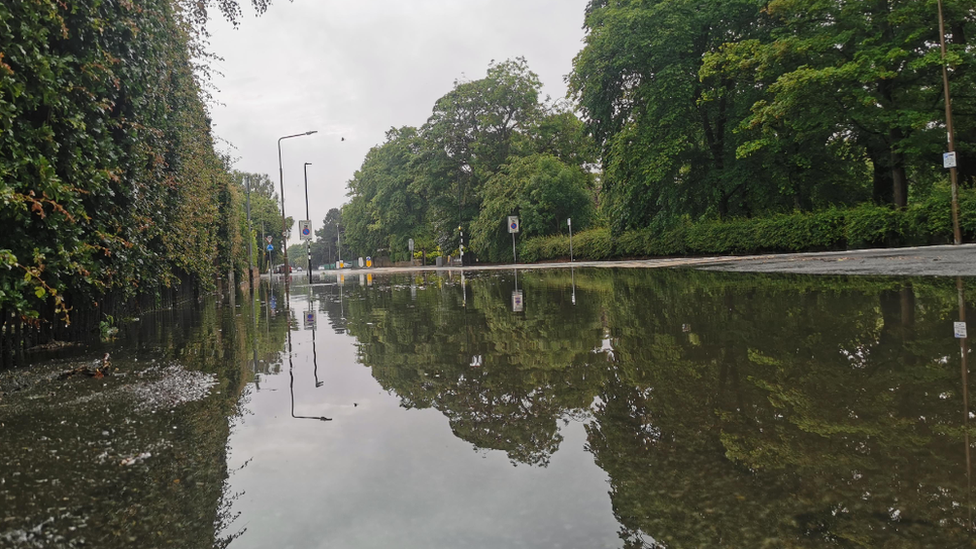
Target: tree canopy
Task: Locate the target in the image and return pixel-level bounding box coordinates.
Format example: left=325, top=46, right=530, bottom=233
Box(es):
left=342, top=59, right=597, bottom=262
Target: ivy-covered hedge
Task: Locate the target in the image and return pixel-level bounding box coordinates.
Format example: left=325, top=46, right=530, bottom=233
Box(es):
left=1, top=1, right=246, bottom=356
left=521, top=186, right=976, bottom=262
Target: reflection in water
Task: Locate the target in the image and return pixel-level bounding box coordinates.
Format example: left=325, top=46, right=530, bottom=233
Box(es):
left=0, top=279, right=292, bottom=548
left=11, top=270, right=974, bottom=548
left=287, top=298, right=331, bottom=422
left=309, top=269, right=976, bottom=548
left=959, top=276, right=973, bottom=532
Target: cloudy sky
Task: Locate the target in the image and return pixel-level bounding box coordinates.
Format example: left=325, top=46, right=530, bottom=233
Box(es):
left=206, top=0, right=591, bottom=245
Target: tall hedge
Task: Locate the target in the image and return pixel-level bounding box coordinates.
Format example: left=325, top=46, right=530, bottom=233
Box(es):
left=1, top=1, right=244, bottom=340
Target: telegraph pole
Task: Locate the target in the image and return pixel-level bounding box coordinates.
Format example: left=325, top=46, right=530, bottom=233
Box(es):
left=938, top=0, right=963, bottom=245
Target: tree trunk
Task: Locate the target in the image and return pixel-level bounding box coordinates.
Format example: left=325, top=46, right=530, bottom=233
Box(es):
left=867, top=143, right=894, bottom=205
left=890, top=129, right=908, bottom=209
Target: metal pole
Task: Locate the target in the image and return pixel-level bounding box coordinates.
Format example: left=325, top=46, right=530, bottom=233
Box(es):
left=938, top=0, right=963, bottom=245
left=277, top=131, right=317, bottom=295
left=246, top=174, right=254, bottom=293
left=336, top=223, right=342, bottom=268
left=304, top=162, right=313, bottom=285
left=568, top=218, right=574, bottom=263
left=512, top=232, right=517, bottom=265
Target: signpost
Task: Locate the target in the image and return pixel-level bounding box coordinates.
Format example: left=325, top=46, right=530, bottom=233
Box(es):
left=408, top=238, right=415, bottom=266
left=956, top=322, right=968, bottom=339
left=568, top=218, right=573, bottom=263
left=299, top=220, right=312, bottom=241
left=508, top=216, right=519, bottom=264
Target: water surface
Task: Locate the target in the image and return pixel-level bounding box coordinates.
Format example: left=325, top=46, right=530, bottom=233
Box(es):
left=2, top=269, right=974, bottom=548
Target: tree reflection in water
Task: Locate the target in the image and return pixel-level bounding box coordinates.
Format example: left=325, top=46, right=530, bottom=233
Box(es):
left=327, top=269, right=976, bottom=547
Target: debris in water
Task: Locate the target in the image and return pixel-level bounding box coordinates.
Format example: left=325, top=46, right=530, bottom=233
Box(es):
left=120, top=452, right=151, bottom=466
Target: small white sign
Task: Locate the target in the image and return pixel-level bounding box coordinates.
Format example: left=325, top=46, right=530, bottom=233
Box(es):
left=299, top=220, right=312, bottom=241
left=955, top=322, right=968, bottom=339
left=265, top=235, right=273, bottom=244
left=408, top=238, right=415, bottom=252
left=944, top=151, right=958, bottom=169
left=512, top=290, right=524, bottom=312
left=508, top=216, right=520, bottom=234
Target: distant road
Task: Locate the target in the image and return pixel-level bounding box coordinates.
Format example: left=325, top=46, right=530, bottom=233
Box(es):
left=323, top=244, right=976, bottom=278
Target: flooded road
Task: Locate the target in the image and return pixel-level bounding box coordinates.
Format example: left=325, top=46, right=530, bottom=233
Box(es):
left=2, top=269, right=975, bottom=548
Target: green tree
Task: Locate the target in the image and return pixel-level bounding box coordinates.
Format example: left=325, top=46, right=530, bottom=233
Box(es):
left=231, top=172, right=291, bottom=273
left=471, top=154, right=595, bottom=262
left=311, top=207, right=342, bottom=266
left=722, top=0, right=975, bottom=208
left=415, top=58, right=544, bottom=249
left=569, top=0, right=772, bottom=231
left=342, top=127, right=425, bottom=261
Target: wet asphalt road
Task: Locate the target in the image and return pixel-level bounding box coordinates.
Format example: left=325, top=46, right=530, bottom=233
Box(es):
left=312, top=244, right=976, bottom=278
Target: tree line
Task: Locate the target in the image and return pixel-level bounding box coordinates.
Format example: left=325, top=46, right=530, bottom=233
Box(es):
left=340, top=58, right=598, bottom=264
left=339, top=0, right=976, bottom=262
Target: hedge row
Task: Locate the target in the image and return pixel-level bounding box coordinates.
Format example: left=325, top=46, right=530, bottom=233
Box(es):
left=520, top=187, right=976, bottom=262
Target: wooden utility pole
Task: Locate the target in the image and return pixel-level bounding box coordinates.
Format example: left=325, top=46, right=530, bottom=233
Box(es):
left=938, top=0, right=963, bottom=245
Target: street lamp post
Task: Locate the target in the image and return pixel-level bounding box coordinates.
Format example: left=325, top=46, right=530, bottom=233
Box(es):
left=245, top=174, right=254, bottom=292
left=278, top=130, right=317, bottom=294
left=304, top=162, right=313, bottom=284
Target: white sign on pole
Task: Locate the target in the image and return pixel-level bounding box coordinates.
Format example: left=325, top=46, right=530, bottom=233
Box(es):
left=299, top=220, right=312, bottom=241
left=955, top=322, right=968, bottom=339
left=408, top=238, right=415, bottom=252
left=508, top=216, right=520, bottom=234
left=265, top=236, right=273, bottom=244
left=944, top=151, right=958, bottom=169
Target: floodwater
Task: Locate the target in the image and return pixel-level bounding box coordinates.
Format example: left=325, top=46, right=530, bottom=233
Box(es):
left=1, top=268, right=975, bottom=548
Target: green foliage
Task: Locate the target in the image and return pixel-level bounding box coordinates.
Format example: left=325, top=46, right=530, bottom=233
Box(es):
left=523, top=187, right=976, bottom=260
left=471, top=154, right=595, bottom=262
left=569, top=0, right=976, bottom=231
left=0, top=1, right=252, bottom=327
left=342, top=60, right=596, bottom=262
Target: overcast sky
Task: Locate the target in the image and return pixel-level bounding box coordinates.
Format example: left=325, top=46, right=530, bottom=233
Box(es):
left=206, top=0, right=590, bottom=246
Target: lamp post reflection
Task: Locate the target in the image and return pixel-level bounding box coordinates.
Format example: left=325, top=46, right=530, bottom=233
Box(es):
left=287, top=314, right=331, bottom=422
left=307, top=282, right=323, bottom=388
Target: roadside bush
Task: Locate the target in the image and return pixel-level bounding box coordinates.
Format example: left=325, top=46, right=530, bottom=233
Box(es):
left=520, top=187, right=976, bottom=263
left=574, top=228, right=614, bottom=260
